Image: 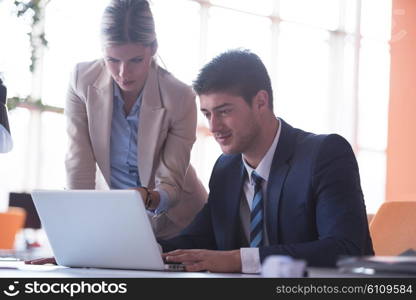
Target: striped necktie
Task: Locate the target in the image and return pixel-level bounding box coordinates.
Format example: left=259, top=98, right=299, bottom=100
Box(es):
left=250, top=171, right=264, bottom=247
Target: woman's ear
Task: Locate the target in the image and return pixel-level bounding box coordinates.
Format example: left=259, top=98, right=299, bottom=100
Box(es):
left=150, top=41, right=158, bottom=56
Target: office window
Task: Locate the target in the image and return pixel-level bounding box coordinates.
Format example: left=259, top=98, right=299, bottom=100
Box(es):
left=0, top=0, right=392, bottom=214
left=357, top=0, right=392, bottom=213
left=276, top=22, right=330, bottom=134
left=210, top=0, right=274, bottom=15
left=151, top=0, right=201, bottom=85
left=42, top=0, right=107, bottom=107
left=0, top=0, right=32, bottom=98
left=279, top=0, right=339, bottom=30
left=39, top=112, right=66, bottom=189
left=207, top=7, right=272, bottom=66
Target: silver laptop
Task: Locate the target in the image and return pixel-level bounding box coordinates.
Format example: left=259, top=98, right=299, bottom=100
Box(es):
left=31, top=190, right=184, bottom=271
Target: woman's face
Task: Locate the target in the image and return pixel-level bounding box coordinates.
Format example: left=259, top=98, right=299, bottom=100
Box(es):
left=103, top=43, right=154, bottom=96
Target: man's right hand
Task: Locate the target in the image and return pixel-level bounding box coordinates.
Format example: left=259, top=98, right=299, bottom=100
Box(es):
left=25, top=257, right=57, bottom=265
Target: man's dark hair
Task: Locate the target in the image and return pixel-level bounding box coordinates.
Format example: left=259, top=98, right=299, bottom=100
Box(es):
left=193, top=49, right=273, bottom=110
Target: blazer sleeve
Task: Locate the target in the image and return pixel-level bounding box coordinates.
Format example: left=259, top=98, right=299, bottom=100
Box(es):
left=64, top=65, right=96, bottom=189
left=159, top=201, right=217, bottom=252
left=153, top=83, right=198, bottom=209
left=259, top=134, right=373, bottom=267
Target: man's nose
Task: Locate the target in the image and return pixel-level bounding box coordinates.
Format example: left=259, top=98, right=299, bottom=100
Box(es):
left=209, top=114, right=222, bottom=133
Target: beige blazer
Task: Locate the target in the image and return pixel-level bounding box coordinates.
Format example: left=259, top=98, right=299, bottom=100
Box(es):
left=65, top=59, right=207, bottom=238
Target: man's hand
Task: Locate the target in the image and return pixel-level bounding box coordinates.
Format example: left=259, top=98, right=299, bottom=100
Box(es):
left=162, top=249, right=242, bottom=273
left=25, top=257, right=57, bottom=265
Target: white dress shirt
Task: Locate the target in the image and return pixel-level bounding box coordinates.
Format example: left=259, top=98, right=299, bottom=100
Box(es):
left=240, top=118, right=281, bottom=273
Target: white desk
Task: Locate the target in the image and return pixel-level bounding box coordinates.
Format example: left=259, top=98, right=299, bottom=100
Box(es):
left=2, top=261, right=406, bottom=278
left=0, top=261, right=261, bottom=278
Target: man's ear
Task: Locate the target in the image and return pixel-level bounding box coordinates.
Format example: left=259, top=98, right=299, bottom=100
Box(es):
left=253, top=90, right=270, bottom=111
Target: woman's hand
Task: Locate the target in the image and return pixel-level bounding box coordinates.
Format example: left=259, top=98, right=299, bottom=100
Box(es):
left=131, top=187, right=160, bottom=211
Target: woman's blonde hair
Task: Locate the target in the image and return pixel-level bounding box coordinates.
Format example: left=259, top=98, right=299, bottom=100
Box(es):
left=101, top=0, right=157, bottom=49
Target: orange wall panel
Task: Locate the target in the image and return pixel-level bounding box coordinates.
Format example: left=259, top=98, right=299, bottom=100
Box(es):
left=387, top=0, right=416, bottom=202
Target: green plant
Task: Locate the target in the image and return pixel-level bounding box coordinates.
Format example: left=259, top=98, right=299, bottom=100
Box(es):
left=7, top=96, right=63, bottom=113
left=7, top=0, right=62, bottom=113
left=13, top=0, right=51, bottom=72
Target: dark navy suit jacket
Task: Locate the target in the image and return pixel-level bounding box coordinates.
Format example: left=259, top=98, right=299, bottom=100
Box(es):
left=160, top=119, right=374, bottom=267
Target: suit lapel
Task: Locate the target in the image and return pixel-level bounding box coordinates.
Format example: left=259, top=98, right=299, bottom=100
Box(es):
left=266, top=119, right=297, bottom=245
left=223, top=157, right=246, bottom=249
left=88, top=61, right=113, bottom=186
left=138, top=64, right=166, bottom=187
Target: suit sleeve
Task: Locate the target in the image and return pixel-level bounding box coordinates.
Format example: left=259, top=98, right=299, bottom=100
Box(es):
left=64, top=65, right=96, bottom=189
left=158, top=157, right=221, bottom=251
left=158, top=201, right=217, bottom=252
left=259, top=134, right=372, bottom=267
left=153, top=86, right=197, bottom=209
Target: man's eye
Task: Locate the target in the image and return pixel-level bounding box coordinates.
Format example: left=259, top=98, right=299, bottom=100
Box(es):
left=107, top=58, right=119, bottom=63
left=220, top=109, right=231, bottom=115
left=131, top=58, right=143, bottom=63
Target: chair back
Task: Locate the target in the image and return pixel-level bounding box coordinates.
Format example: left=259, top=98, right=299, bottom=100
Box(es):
left=370, top=201, right=416, bottom=255
left=0, top=207, right=26, bottom=249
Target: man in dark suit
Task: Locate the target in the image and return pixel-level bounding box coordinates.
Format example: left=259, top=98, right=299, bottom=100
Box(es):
left=160, top=49, right=374, bottom=273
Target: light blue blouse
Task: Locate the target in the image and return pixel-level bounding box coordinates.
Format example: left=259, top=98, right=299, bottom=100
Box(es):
left=109, top=83, right=168, bottom=213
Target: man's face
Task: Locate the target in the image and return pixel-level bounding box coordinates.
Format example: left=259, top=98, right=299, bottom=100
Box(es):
left=103, top=43, right=154, bottom=95
left=200, top=92, right=261, bottom=155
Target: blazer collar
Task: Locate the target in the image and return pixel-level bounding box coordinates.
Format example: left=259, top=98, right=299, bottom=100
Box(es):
left=266, top=118, right=298, bottom=244
left=137, top=63, right=165, bottom=186
left=88, top=61, right=113, bottom=184
left=93, top=60, right=113, bottom=90
left=141, top=62, right=163, bottom=110
left=270, top=119, right=297, bottom=169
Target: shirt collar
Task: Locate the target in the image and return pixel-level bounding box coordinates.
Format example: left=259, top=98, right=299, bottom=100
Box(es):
left=242, top=118, right=281, bottom=184
left=113, top=81, right=124, bottom=110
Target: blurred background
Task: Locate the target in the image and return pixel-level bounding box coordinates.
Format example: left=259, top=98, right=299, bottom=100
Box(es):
left=0, top=0, right=414, bottom=218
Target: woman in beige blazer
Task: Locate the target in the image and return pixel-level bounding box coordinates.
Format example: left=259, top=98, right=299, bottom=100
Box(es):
left=65, top=0, right=207, bottom=239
